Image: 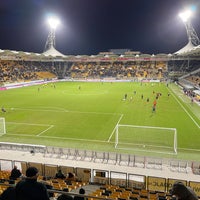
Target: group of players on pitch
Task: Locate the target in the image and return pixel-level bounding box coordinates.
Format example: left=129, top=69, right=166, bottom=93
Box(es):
left=122, top=90, right=166, bottom=113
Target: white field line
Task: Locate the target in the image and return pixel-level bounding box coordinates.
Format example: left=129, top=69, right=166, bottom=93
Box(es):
left=9, top=107, right=115, bottom=115
left=7, top=131, right=200, bottom=153
left=187, top=103, right=200, bottom=120
left=178, top=94, right=188, bottom=103
left=116, top=146, right=177, bottom=155
left=7, top=133, right=112, bottom=143
left=37, top=125, right=54, bottom=136
left=117, top=141, right=173, bottom=149
left=168, top=87, right=200, bottom=129
left=107, top=114, right=123, bottom=142
left=7, top=122, right=53, bottom=126
left=7, top=130, right=200, bottom=153
left=7, top=109, right=122, bottom=139
left=39, top=135, right=110, bottom=143
left=7, top=122, right=54, bottom=137
left=171, top=87, right=200, bottom=120
left=10, top=107, right=68, bottom=113
left=179, top=147, right=200, bottom=152
left=7, top=133, right=38, bottom=137
left=113, top=125, right=177, bottom=154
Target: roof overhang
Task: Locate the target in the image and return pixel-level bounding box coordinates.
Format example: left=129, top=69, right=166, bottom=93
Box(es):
left=174, top=41, right=195, bottom=55
left=43, top=46, right=66, bottom=57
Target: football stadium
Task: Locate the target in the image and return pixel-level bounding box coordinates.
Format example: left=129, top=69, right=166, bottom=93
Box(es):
left=0, top=3, right=200, bottom=200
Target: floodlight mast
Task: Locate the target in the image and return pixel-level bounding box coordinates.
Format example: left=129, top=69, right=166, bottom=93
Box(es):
left=44, top=17, right=60, bottom=52
left=179, top=10, right=200, bottom=46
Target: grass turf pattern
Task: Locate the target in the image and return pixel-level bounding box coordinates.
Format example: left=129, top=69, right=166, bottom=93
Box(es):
left=0, top=81, right=200, bottom=160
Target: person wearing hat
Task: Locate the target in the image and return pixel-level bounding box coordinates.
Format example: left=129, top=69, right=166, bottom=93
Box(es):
left=74, top=188, right=85, bottom=200
left=15, top=166, right=50, bottom=200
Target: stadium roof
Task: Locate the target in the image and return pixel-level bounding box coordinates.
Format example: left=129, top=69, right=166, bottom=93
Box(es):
left=43, top=46, right=66, bottom=57
left=173, top=43, right=200, bottom=56
left=0, top=47, right=200, bottom=62
left=174, top=41, right=195, bottom=55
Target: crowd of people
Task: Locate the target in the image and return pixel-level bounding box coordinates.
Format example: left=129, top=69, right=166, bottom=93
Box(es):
left=186, top=72, right=200, bottom=88
left=0, top=166, right=199, bottom=200
left=0, top=60, right=168, bottom=84
left=0, top=166, right=85, bottom=200
left=1, top=59, right=200, bottom=89
left=67, top=61, right=167, bottom=79
left=0, top=60, right=58, bottom=84
left=0, top=61, right=38, bottom=83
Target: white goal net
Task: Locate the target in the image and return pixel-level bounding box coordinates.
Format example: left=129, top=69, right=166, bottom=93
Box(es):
left=115, top=124, right=177, bottom=155
left=0, top=118, right=6, bottom=136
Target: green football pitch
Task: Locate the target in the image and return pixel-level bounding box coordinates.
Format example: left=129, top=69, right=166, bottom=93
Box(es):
left=0, top=81, right=200, bottom=160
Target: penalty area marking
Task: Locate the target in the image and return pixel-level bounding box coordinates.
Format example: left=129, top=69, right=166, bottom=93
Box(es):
left=7, top=122, right=54, bottom=137
left=107, top=114, right=123, bottom=142
left=37, top=125, right=54, bottom=136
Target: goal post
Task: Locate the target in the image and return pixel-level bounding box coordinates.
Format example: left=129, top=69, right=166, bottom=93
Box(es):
left=0, top=117, right=6, bottom=136
left=115, top=124, right=177, bottom=155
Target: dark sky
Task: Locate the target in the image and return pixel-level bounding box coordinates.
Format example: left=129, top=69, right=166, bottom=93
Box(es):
left=0, top=0, right=200, bottom=55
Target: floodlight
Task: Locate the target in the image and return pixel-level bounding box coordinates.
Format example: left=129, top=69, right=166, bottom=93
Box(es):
left=44, top=16, right=60, bottom=52
left=179, top=10, right=192, bottom=22
left=48, top=17, right=60, bottom=29
left=177, top=7, right=200, bottom=47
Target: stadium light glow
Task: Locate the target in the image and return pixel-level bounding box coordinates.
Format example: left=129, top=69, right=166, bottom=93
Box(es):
left=179, top=10, right=192, bottom=22
left=176, top=7, right=200, bottom=49
left=44, top=15, right=61, bottom=52
left=48, top=16, right=60, bottom=29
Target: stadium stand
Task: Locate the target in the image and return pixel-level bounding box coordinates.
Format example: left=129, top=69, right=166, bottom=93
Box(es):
left=1, top=143, right=200, bottom=199
left=0, top=51, right=200, bottom=199
left=0, top=59, right=169, bottom=82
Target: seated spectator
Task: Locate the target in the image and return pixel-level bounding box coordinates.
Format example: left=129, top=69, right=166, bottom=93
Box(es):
left=10, top=165, right=22, bottom=180
left=65, top=172, right=77, bottom=184
left=170, top=181, right=198, bottom=200
left=55, top=169, right=66, bottom=179
left=74, top=188, right=85, bottom=200
left=57, top=194, right=73, bottom=200
left=15, top=166, right=49, bottom=200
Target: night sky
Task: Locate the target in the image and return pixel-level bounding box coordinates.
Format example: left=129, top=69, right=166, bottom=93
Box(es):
left=0, top=0, right=200, bottom=55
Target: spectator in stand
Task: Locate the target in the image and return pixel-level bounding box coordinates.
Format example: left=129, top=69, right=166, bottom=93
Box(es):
left=66, top=172, right=78, bottom=181
left=10, top=165, right=22, bottom=180
left=15, top=166, right=49, bottom=200
left=74, top=188, right=85, bottom=200
left=55, top=169, right=66, bottom=179
left=170, top=181, right=198, bottom=200
left=66, top=172, right=78, bottom=183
